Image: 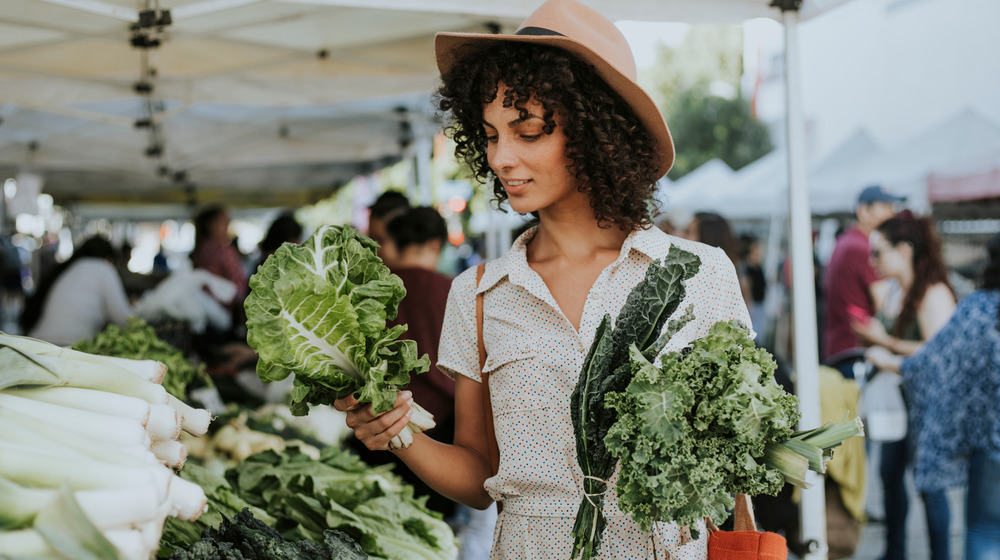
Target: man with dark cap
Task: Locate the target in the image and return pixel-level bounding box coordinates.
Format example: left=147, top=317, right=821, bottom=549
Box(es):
left=366, top=190, right=410, bottom=267
left=822, top=185, right=906, bottom=376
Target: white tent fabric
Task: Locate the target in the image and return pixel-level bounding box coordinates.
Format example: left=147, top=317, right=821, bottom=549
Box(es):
left=0, top=0, right=849, bottom=207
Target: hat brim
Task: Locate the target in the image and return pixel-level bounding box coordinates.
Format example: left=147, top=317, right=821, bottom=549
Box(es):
left=435, top=32, right=674, bottom=178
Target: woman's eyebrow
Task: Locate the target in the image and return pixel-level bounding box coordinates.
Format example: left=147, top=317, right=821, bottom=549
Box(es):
left=482, top=115, right=545, bottom=128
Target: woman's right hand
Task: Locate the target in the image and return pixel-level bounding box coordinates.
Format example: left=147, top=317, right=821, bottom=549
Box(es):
left=333, top=390, right=414, bottom=451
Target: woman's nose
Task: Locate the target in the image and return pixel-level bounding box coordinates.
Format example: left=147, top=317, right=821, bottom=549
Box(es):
left=489, top=136, right=517, bottom=170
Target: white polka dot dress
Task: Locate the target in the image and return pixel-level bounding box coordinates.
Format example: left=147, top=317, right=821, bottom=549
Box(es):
left=438, top=226, right=752, bottom=560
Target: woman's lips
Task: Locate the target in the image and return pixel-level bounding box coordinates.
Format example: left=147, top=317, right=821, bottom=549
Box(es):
left=504, top=179, right=531, bottom=195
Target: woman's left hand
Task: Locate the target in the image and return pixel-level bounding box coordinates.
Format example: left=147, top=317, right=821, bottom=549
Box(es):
left=851, top=317, right=888, bottom=346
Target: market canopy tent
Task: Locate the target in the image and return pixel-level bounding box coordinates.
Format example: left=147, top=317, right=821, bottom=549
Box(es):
left=0, top=0, right=850, bottom=209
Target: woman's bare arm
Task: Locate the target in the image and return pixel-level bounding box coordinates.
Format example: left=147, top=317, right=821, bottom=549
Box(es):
left=334, top=375, right=494, bottom=509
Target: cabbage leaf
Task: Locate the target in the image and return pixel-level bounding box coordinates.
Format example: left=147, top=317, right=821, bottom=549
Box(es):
left=245, top=225, right=429, bottom=416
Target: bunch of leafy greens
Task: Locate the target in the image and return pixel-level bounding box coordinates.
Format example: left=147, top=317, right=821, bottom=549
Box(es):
left=569, top=246, right=701, bottom=560
left=225, top=446, right=456, bottom=560
left=72, top=317, right=212, bottom=400
left=605, top=320, right=799, bottom=536
left=244, top=225, right=433, bottom=447
left=168, top=508, right=366, bottom=560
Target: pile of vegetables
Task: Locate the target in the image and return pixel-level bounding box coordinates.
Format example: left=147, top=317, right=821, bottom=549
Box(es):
left=569, top=247, right=863, bottom=558
left=72, top=317, right=213, bottom=401
left=245, top=225, right=434, bottom=449
left=0, top=333, right=213, bottom=559
left=161, top=446, right=457, bottom=560
left=169, top=508, right=366, bottom=560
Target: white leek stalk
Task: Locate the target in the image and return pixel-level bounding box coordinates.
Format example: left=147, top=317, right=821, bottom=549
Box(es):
left=167, top=474, right=208, bottom=521
left=0, top=393, right=151, bottom=448
left=167, top=393, right=212, bottom=436
left=0, top=441, right=173, bottom=503
left=0, top=339, right=168, bottom=405
left=0, top=475, right=160, bottom=531
left=10, top=386, right=152, bottom=426
left=147, top=403, right=182, bottom=442
left=151, top=439, right=188, bottom=470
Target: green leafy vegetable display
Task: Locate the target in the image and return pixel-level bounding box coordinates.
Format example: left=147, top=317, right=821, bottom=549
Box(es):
left=244, top=225, right=433, bottom=448
left=72, top=317, right=212, bottom=400
left=228, top=446, right=456, bottom=560
left=168, top=508, right=367, bottom=560
left=569, top=246, right=700, bottom=560
left=161, top=446, right=455, bottom=560
left=605, top=321, right=798, bottom=535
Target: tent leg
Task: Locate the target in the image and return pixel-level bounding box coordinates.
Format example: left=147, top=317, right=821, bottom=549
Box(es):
left=783, top=9, right=828, bottom=560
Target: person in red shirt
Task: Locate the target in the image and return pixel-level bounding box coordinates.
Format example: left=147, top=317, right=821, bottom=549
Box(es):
left=822, top=185, right=904, bottom=376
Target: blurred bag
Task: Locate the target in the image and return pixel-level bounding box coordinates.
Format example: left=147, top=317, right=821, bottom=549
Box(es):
left=708, top=494, right=787, bottom=560
left=859, top=370, right=907, bottom=442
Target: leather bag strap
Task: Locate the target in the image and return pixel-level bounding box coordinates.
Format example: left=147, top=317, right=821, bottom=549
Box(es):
left=475, top=263, right=501, bottom=478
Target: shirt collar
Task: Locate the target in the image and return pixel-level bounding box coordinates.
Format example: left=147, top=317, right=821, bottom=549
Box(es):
left=474, top=225, right=672, bottom=294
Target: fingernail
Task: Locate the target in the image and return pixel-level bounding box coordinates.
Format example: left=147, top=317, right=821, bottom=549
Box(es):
left=401, top=390, right=412, bottom=400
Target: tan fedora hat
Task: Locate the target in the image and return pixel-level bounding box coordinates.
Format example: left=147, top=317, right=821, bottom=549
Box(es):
left=435, top=0, right=674, bottom=177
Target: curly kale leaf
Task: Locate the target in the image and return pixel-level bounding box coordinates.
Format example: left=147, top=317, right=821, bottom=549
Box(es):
left=606, top=321, right=798, bottom=532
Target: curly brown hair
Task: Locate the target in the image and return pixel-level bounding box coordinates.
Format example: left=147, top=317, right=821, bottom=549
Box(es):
left=877, top=212, right=954, bottom=338
left=435, top=42, right=663, bottom=231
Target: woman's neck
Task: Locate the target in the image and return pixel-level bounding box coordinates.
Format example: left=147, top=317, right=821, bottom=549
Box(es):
left=529, top=210, right=629, bottom=264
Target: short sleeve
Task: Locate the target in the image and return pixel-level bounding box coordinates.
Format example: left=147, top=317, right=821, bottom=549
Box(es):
left=436, top=266, right=482, bottom=383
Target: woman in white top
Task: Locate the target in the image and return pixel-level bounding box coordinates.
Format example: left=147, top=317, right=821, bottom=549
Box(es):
left=334, top=1, right=749, bottom=558
left=23, top=235, right=130, bottom=346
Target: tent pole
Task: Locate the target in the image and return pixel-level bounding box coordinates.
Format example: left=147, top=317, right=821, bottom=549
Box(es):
left=782, top=9, right=828, bottom=560
left=415, top=133, right=434, bottom=205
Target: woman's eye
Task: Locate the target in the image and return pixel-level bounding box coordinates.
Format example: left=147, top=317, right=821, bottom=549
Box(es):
left=485, top=135, right=498, bottom=143
left=520, top=134, right=541, bottom=142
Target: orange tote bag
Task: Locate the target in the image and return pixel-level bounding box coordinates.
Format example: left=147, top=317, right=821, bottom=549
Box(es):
left=707, top=494, right=788, bottom=560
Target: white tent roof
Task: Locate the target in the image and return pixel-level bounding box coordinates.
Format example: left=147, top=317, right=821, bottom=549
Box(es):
left=0, top=0, right=849, bottom=209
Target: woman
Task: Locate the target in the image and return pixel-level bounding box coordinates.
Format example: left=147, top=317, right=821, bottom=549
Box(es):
left=190, top=205, right=248, bottom=335
left=334, top=1, right=749, bottom=557
left=869, top=232, right=1000, bottom=559
left=852, top=211, right=956, bottom=560
left=22, top=235, right=130, bottom=346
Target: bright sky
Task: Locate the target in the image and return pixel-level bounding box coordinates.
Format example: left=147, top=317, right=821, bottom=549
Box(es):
left=616, top=21, right=691, bottom=69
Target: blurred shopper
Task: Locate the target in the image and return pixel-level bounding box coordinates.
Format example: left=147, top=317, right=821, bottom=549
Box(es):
left=822, top=185, right=904, bottom=375
left=853, top=211, right=956, bottom=560
left=868, top=231, right=1000, bottom=560
left=255, top=212, right=303, bottom=271
left=682, top=211, right=751, bottom=309
left=740, top=234, right=767, bottom=342
left=190, top=205, right=248, bottom=334
left=366, top=190, right=410, bottom=267
left=21, top=235, right=130, bottom=346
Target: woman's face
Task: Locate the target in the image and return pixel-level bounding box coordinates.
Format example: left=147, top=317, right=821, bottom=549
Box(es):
left=483, top=87, right=581, bottom=216
left=211, top=212, right=230, bottom=241
left=870, top=231, right=911, bottom=279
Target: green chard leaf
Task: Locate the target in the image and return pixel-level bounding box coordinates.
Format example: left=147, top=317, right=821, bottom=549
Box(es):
left=245, top=225, right=428, bottom=416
